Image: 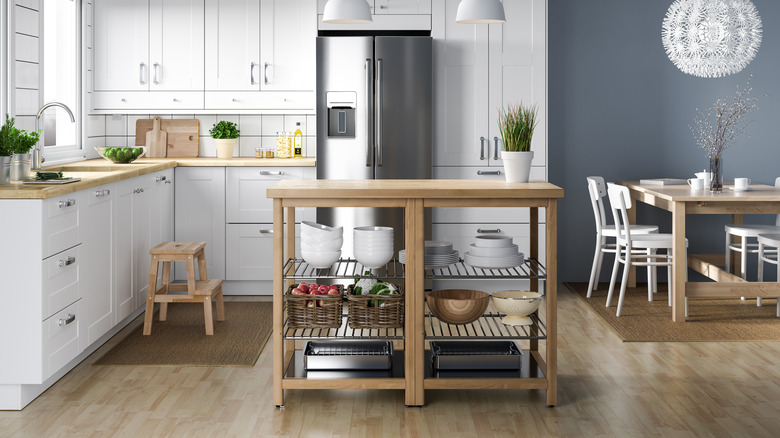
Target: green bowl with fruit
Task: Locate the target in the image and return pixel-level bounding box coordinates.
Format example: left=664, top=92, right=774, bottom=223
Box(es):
left=96, top=146, right=147, bottom=163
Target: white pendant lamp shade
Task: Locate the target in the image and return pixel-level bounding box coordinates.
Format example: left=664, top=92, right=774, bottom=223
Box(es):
left=456, top=0, right=506, bottom=24
left=323, top=0, right=373, bottom=24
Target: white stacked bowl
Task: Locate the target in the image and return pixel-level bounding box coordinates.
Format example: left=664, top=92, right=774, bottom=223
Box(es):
left=300, top=221, right=343, bottom=268
left=354, top=226, right=394, bottom=268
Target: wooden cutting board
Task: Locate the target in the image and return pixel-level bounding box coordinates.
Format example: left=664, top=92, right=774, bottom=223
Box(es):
left=135, top=119, right=200, bottom=157
left=145, top=117, right=167, bottom=157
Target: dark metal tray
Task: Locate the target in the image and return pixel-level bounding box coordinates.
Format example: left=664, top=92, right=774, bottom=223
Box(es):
left=303, top=340, right=393, bottom=371
left=429, top=340, right=522, bottom=370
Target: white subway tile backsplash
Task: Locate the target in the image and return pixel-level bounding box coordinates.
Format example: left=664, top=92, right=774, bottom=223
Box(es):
left=105, top=114, right=127, bottom=136
left=199, top=136, right=216, bottom=157
left=307, top=115, right=317, bottom=137
left=104, top=136, right=127, bottom=147
left=239, top=115, right=262, bottom=136
left=126, top=114, right=150, bottom=138
left=197, top=115, right=217, bottom=134
left=261, top=115, right=284, bottom=136
left=85, top=137, right=103, bottom=159
left=284, top=115, right=307, bottom=133
left=238, top=136, right=263, bottom=157
left=85, top=115, right=105, bottom=138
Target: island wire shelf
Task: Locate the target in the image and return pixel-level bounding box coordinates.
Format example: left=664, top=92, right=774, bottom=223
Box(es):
left=284, top=314, right=405, bottom=340
left=425, top=312, right=547, bottom=340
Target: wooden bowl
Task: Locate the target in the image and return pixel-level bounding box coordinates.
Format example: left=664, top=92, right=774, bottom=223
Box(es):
left=426, top=289, right=489, bottom=325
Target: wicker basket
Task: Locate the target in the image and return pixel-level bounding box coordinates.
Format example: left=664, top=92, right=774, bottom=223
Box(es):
left=285, top=284, right=344, bottom=329
left=346, top=283, right=405, bottom=329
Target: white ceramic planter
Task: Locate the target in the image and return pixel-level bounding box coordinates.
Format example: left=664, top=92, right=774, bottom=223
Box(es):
left=215, top=138, right=236, bottom=159
left=501, top=150, right=534, bottom=183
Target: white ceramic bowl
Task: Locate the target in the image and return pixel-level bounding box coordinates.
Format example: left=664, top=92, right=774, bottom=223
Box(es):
left=491, top=291, right=543, bottom=326
left=354, top=240, right=394, bottom=249
left=474, top=235, right=514, bottom=248
left=300, top=249, right=341, bottom=268
left=301, top=236, right=343, bottom=252
left=302, top=221, right=343, bottom=237
left=354, top=226, right=394, bottom=237
left=354, top=248, right=394, bottom=268
left=468, top=243, right=519, bottom=257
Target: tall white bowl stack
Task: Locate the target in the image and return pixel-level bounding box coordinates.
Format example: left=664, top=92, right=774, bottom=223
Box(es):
left=464, top=235, right=524, bottom=269
left=300, top=221, right=343, bottom=268
left=353, top=226, right=394, bottom=268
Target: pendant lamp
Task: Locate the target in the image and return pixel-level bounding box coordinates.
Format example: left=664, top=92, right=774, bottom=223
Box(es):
left=456, top=0, right=506, bottom=24
left=322, top=0, right=373, bottom=24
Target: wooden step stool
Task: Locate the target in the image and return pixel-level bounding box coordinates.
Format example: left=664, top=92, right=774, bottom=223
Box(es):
left=143, top=241, right=225, bottom=335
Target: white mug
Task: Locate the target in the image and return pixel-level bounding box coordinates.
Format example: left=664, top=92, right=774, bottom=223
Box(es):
left=734, top=178, right=751, bottom=190
left=688, top=178, right=705, bottom=190
left=695, top=170, right=713, bottom=187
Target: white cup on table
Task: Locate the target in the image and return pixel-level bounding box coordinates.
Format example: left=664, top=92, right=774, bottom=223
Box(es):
left=687, top=178, right=705, bottom=190
left=734, top=178, right=751, bottom=190
left=695, top=170, right=712, bottom=187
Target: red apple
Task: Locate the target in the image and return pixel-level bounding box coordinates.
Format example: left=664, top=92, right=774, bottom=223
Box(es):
left=291, top=287, right=305, bottom=295
left=306, top=300, right=315, bottom=308
left=309, top=289, right=321, bottom=295
left=317, top=299, right=324, bottom=307
left=299, top=284, right=309, bottom=293
left=327, top=288, right=340, bottom=295
left=329, top=284, right=338, bottom=290
left=318, top=285, right=328, bottom=294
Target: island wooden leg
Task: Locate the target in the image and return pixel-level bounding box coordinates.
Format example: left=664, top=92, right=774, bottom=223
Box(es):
left=273, top=198, right=285, bottom=406
left=545, top=200, right=558, bottom=407
left=404, top=198, right=425, bottom=406
left=672, top=201, right=687, bottom=322
left=529, top=208, right=539, bottom=353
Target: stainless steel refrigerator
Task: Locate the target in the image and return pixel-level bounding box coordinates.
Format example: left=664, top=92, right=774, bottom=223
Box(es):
left=316, top=36, right=432, bottom=258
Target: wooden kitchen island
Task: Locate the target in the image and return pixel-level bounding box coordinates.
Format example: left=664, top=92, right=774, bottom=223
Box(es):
left=267, top=180, right=564, bottom=407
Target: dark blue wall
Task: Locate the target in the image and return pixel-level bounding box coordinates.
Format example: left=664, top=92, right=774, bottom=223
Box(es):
left=548, top=0, right=780, bottom=281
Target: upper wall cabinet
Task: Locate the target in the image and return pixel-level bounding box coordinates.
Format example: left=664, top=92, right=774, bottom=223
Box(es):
left=432, top=0, right=546, bottom=169
left=317, top=0, right=431, bottom=31
left=93, top=0, right=205, bottom=110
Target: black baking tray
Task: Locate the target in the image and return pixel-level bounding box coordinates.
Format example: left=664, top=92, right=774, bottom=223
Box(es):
left=429, top=340, right=522, bottom=370
left=303, top=341, right=393, bottom=371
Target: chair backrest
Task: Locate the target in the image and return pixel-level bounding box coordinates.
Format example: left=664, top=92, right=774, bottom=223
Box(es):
left=586, top=176, right=608, bottom=233
left=776, top=177, right=780, bottom=226
left=606, top=183, right=632, bottom=243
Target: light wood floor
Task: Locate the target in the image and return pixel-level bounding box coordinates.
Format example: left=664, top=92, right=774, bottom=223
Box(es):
left=2, top=287, right=780, bottom=437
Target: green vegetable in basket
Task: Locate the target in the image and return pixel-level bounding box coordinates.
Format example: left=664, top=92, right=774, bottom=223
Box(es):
left=367, top=281, right=398, bottom=307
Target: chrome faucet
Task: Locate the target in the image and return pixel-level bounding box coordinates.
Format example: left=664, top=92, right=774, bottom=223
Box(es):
left=32, top=102, right=76, bottom=169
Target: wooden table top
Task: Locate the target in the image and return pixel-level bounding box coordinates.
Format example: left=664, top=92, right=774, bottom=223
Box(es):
left=622, top=181, right=780, bottom=202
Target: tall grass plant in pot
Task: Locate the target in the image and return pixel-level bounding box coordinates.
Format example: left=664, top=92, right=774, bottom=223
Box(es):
left=210, top=120, right=240, bottom=159
left=498, top=103, right=538, bottom=183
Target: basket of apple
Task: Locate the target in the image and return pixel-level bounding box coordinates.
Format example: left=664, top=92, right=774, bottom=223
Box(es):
left=285, top=282, right=344, bottom=329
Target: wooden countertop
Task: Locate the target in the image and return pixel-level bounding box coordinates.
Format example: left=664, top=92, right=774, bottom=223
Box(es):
left=267, top=179, right=564, bottom=199
left=622, top=180, right=780, bottom=202
left=0, top=157, right=316, bottom=199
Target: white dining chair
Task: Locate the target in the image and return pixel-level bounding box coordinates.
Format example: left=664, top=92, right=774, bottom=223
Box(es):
left=586, top=176, right=658, bottom=296
left=757, top=233, right=780, bottom=317
left=606, top=183, right=688, bottom=317
left=724, top=177, right=780, bottom=306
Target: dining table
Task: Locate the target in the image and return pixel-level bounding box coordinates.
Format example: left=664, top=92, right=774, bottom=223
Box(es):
left=621, top=181, right=780, bottom=322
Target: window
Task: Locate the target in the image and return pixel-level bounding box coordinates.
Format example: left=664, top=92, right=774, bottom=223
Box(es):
left=41, top=0, right=81, bottom=162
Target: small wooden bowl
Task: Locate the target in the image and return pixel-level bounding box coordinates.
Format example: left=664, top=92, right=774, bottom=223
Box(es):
left=426, top=289, right=489, bottom=325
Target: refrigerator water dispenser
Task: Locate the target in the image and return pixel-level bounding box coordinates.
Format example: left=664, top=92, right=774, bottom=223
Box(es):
left=326, top=92, right=357, bottom=138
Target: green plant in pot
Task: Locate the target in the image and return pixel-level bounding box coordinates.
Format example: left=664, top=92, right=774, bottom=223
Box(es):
left=210, top=120, right=240, bottom=159
left=498, top=103, right=538, bottom=183
left=0, top=114, right=41, bottom=183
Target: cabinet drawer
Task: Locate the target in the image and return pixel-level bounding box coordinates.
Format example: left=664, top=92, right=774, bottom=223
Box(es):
left=226, top=224, right=301, bottom=281
left=205, top=91, right=314, bottom=111
left=432, top=166, right=546, bottom=224
left=43, top=300, right=81, bottom=381
left=43, top=193, right=80, bottom=258
left=42, top=246, right=80, bottom=320
left=92, top=91, right=204, bottom=111
left=226, top=167, right=310, bottom=223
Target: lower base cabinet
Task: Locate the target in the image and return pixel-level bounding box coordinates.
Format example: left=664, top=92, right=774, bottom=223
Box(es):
left=226, top=224, right=300, bottom=280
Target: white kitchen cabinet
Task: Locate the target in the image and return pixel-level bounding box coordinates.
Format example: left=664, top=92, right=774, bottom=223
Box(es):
left=174, top=167, right=226, bottom=280
left=80, top=184, right=115, bottom=346
left=432, top=0, right=546, bottom=168
left=375, top=0, right=431, bottom=14
left=226, top=223, right=300, bottom=281
left=226, top=167, right=311, bottom=223
left=259, top=0, right=316, bottom=92
left=112, top=179, right=134, bottom=323
left=93, top=0, right=204, bottom=109
left=204, top=0, right=260, bottom=92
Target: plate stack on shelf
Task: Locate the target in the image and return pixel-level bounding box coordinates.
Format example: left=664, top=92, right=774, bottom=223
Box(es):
left=399, top=241, right=459, bottom=269
left=463, top=235, right=524, bottom=269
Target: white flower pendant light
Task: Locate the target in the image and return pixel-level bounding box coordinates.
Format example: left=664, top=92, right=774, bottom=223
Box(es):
left=661, top=0, right=762, bottom=78
left=322, top=0, right=373, bottom=24
left=456, top=0, right=506, bottom=24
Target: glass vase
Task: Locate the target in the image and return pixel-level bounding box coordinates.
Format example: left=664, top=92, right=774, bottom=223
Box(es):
left=709, top=156, right=723, bottom=193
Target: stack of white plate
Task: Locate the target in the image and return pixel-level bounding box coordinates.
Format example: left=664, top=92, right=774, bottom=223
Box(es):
left=354, top=226, right=394, bottom=268
left=399, top=241, right=459, bottom=268
left=301, top=221, right=343, bottom=268
left=464, top=235, right=524, bottom=269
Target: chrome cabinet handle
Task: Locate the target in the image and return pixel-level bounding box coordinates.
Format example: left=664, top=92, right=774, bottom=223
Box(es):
left=264, top=62, right=270, bottom=85
left=133, top=188, right=145, bottom=194
left=153, top=62, right=160, bottom=85
left=480, top=137, right=486, bottom=160
left=365, top=59, right=372, bottom=167
left=94, top=189, right=110, bottom=197
left=155, top=175, right=167, bottom=182
left=104, top=189, right=110, bottom=195
left=59, top=256, right=76, bottom=268
left=259, top=229, right=274, bottom=234
left=376, top=58, right=383, bottom=167
left=477, top=228, right=501, bottom=234
left=58, top=313, right=76, bottom=326
left=493, top=137, right=499, bottom=160
left=139, top=63, right=146, bottom=85
left=172, top=98, right=179, bottom=103
left=58, top=199, right=76, bottom=208
left=260, top=171, right=283, bottom=176
left=477, top=170, right=501, bottom=176
left=251, top=62, right=257, bottom=85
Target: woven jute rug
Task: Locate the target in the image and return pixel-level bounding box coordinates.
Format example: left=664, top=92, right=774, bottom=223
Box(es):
left=566, top=282, right=780, bottom=342
left=94, top=301, right=272, bottom=366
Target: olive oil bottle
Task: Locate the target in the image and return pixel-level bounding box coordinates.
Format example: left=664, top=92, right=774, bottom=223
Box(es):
left=293, top=122, right=303, bottom=158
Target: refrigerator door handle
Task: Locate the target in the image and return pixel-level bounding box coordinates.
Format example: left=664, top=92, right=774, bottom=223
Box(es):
left=376, top=58, right=384, bottom=167
left=365, top=59, right=373, bottom=167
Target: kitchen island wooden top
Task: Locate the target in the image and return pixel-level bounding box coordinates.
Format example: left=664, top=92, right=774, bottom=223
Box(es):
left=267, top=179, right=564, bottom=200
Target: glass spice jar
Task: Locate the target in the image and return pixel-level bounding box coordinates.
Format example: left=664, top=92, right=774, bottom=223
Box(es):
left=255, top=147, right=263, bottom=158
left=265, top=147, right=275, bottom=158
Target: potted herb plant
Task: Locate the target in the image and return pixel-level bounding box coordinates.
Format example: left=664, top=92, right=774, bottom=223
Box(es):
left=498, top=103, right=538, bottom=183
left=0, top=115, right=14, bottom=185
left=210, top=120, right=240, bottom=159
